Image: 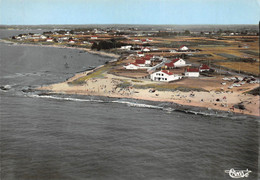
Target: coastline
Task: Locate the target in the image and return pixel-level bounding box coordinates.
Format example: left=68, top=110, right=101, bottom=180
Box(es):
left=0, top=39, right=120, bottom=59
left=38, top=70, right=259, bottom=117
left=2, top=38, right=258, bottom=117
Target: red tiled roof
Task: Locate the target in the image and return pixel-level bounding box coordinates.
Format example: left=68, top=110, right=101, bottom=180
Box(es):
left=165, top=61, right=175, bottom=67
left=172, top=58, right=181, bottom=63
left=164, top=58, right=181, bottom=67
left=135, top=59, right=146, bottom=64
left=141, top=57, right=151, bottom=60
left=162, top=70, right=173, bottom=75
left=186, top=68, right=199, bottom=72
left=200, top=64, right=210, bottom=70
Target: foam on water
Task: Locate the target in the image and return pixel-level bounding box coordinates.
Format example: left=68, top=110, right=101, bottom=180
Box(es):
left=25, top=93, right=235, bottom=118
left=27, top=94, right=104, bottom=103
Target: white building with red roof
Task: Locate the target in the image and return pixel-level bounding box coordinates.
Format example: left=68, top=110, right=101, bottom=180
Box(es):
left=91, top=36, right=98, bottom=39
left=179, top=45, right=189, bottom=51
left=185, top=68, right=200, bottom=77
left=69, top=39, right=75, bottom=44
left=165, top=58, right=186, bottom=68
left=46, top=38, right=54, bottom=42
left=137, top=51, right=144, bottom=57
left=133, top=39, right=140, bottom=42
left=150, top=70, right=182, bottom=82
left=123, top=63, right=140, bottom=70
left=199, top=64, right=210, bottom=72
left=142, top=47, right=151, bottom=52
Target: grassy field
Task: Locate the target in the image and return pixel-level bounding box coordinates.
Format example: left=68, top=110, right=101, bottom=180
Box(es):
left=68, top=65, right=111, bottom=85
left=215, top=61, right=259, bottom=76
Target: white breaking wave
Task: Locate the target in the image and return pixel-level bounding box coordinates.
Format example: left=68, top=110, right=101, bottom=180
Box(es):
left=111, top=100, right=164, bottom=109
left=27, top=94, right=230, bottom=117
left=28, top=94, right=164, bottom=110
left=27, top=94, right=104, bottom=103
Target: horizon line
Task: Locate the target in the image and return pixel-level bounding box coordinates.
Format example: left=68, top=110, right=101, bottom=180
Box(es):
left=0, top=23, right=259, bottom=26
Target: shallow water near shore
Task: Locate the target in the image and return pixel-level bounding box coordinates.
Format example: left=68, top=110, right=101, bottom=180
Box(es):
left=0, top=30, right=259, bottom=180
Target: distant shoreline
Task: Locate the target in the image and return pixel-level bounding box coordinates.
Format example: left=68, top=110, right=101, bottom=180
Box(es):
left=0, top=39, right=120, bottom=59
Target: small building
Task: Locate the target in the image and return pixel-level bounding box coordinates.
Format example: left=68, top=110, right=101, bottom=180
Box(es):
left=91, top=36, right=98, bottom=39
left=120, top=45, right=132, bottom=50
left=137, top=52, right=144, bottom=57
left=185, top=68, right=200, bottom=77
left=142, top=47, right=150, bottom=52
left=135, top=59, right=146, bottom=67
left=170, top=49, right=177, bottom=53
left=165, top=58, right=186, bottom=68
left=123, top=63, right=140, bottom=70
left=40, top=35, right=47, bottom=39
left=133, top=39, right=140, bottom=42
left=179, top=45, right=189, bottom=51
left=150, top=70, right=182, bottom=82
left=46, top=38, right=53, bottom=42
left=199, top=64, right=210, bottom=72
left=69, top=40, right=75, bottom=44
left=141, top=39, right=147, bottom=43
left=164, top=61, right=175, bottom=69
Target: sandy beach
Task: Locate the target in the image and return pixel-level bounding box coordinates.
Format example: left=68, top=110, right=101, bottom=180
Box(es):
left=39, top=69, right=259, bottom=117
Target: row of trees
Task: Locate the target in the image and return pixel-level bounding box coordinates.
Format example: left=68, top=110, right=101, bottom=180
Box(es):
left=91, top=39, right=127, bottom=51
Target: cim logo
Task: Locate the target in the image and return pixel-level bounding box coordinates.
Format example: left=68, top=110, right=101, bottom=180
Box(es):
left=225, top=168, right=252, bottom=178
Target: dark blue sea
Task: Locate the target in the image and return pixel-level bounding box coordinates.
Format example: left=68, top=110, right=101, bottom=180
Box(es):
left=0, top=30, right=259, bottom=180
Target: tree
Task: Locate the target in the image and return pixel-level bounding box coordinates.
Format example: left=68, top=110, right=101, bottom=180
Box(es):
left=91, top=42, right=98, bottom=50
left=184, top=30, right=190, bottom=35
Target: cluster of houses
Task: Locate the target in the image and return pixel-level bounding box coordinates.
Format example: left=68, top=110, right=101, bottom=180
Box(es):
left=132, top=38, right=153, bottom=43
left=123, top=52, right=211, bottom=82
left=11, top=32, right=103, bottom=45
left=12, top=33, right=48, bottom=41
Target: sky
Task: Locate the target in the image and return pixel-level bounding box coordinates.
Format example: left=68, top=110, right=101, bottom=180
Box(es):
left=0, top=0, right=260, bottom=25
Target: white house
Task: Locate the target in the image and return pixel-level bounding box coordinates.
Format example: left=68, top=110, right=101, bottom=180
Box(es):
left=199, top=64, right=210, bottom=72
left=185, top=68, right=200, bottom=77
left=40, top=35, right=47, bottom=39
left=123, top=63, right=140, bottom=70
left=165, top=58, right=186, bottom=68
left=46, top=38, right=53, bottom=42
left=170, top=49, right=177, bottom=53
left=91, top=36, right=98, bottom=39
left=137, top=52, right=144, bottom=57
left=179, top=45, right=189, bottom=51
left=120, top=45, right=132, bottom=50
left=69, top=40, right=75, bottom=44
left=150, top=70, right=182, bottom=82
left=133, top=39, right=140, bottom=42
left=142, top=47, right=150, bottom=52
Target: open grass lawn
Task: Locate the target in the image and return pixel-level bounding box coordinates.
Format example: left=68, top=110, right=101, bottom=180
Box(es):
left=215, top=61, right=259, bottom=76
left=69, top=65, right=111, bottom=85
